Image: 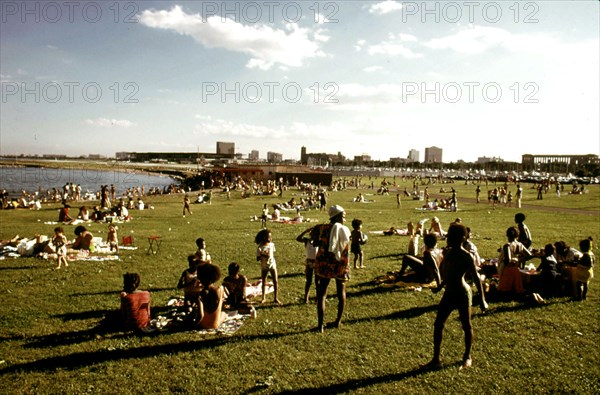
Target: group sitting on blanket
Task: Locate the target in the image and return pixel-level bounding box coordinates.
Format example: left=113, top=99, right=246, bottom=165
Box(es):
left=172, top=239, right=257, bottom=330
left=421, top=198, right=453, bottom=211
left=58, top=202, right=132, bottom=224
left=386, top=216, right=595, bottom=304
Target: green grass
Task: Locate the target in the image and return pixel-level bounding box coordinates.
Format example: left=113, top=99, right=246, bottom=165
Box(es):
left=1, top=180, right=599, bottom=394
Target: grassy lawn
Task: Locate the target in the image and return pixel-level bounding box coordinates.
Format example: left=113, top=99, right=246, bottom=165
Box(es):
left=1, top=179, right=599, bottom=394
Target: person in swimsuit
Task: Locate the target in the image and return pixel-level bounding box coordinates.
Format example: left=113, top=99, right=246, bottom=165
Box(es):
left=427, top=223, right=488, bottom=370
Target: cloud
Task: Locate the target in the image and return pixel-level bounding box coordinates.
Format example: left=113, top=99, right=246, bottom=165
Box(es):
left=85, top=118, right=137, bottom=128
left=354, top=39, right=367, bottom=51
left=368, top=33, right=422, bottom=58
left=193, top=117, right=287, bottom=138
left=364, top=66, right=384, bottom=73
left=368, top=1, right=403, bottom=15
left=192, top=116, right=351, bottom=142
left=425, top=25, right=558, bottom=54
left=139, top=5, right=325, bottom=70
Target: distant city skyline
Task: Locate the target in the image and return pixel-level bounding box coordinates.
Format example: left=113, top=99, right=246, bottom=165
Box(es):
left=1, top=1, right=598, bottom=163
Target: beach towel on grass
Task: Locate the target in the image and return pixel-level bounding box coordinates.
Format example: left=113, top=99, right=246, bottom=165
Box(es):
left=152, top=297, right=250, bottom=336
left=246, top=280, right=274, bottom=299
left=374, top=272, right=437, bottom=290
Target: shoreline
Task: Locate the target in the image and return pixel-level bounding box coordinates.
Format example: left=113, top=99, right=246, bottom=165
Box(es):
left=0, top=158, right=189, bottom=180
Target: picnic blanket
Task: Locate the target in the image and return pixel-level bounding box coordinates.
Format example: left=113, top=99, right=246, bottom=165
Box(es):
left=151, top=296, right=251, bottom=336
left=374, top=272, right=437, bottom=290
left=246, top=280, right=274, bottom=299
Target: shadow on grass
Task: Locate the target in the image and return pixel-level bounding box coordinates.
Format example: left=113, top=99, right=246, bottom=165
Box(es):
left=478, top=298, right=568, bottom=316
left=70, top=287, right=174, bottom=297
left=345, top=284, right=404, bottom=298
left=0, top=329, right=311, bottom=373
left=369, top=253, right=402, bottom=260
left=344, top=304, right=438, bottom=327
left=278, top=272, right=305, bottom=279
left=52, top=305, right=173, bottom=322
left=0, top=265, right=37, bottom=271
left=270, top=364, right=447, bottom=395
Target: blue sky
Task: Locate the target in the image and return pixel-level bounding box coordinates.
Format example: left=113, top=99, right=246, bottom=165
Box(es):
left=1, top=0, right=598, bottom=163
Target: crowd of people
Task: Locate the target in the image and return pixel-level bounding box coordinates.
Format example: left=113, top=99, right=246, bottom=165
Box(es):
left=0, top=182, right=183, bottom=211
left=1, top=171, right=596, bottom=372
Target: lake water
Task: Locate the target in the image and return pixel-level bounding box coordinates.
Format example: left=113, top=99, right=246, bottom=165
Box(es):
left=0, top=166, right=178, bottom=197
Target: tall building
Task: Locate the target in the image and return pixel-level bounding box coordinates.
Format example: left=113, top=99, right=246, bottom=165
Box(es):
left=248, top=150, right=259, bottom=161
left=408, top=149, right=420, bottom=162
left=267, top=152, right=283, bottom=163
left=424, top=146, right=443, bottom=163
left=300, top=146, right=307, bottom=164
left=216, top=142, right=235, bottom=155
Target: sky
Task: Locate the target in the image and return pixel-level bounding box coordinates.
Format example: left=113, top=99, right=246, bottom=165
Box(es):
left=1, top=0, right=598, bottom=163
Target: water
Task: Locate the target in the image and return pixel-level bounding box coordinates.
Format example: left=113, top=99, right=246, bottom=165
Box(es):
left=0, top=165, right=178, bottom=198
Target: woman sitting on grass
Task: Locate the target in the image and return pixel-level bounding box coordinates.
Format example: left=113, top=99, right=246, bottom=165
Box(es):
left=71, top=225, right=95, bottom=252
left=196, top=264, right=227, bottom=329
left=497, top=226, right=533, bottom=297
left=398, top=233, right=443, bottom=286
left=120, top=273, right=151, bottom=332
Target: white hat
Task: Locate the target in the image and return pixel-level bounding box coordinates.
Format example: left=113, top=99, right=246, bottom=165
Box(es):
left=328, top=204, right=345, bottom=219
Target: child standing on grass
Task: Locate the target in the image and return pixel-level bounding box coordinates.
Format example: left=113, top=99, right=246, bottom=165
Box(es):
left=261, top=203, right=269, bottom=229
left=350, top=219, right=367, bottom=269
left=255, top=229, right=282, bottom=305
left=107, top=224, right=118, bottom=253
left=427, top=223, right=488, bottom=370
left=575, top=237, right=595, bottom=301
left=296, top=226, right=320, bottom=303
left=515, top=213, right=533, bottom=250
left=52, top=226, right=68, bottom=269
left=194, top=238, right=212, bottom=265
left=183, top=194, right=192, bottom=217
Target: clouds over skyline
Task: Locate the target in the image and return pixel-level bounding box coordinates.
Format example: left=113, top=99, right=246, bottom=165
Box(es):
left=85, top=118, right=136, bottom=128
left=139, top=5, right=327, bottom=70
left=368, top=1, right=403, bottom=15
left=1, top=1, right=597, bottom=162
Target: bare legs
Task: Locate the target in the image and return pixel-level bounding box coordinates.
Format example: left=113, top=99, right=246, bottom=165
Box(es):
left=316, top=277, right=346, bottom=332
left=430, top=294, right=473, bottom=369
left=261, top=267, right=282, bottom=305
left=304, top=266, right=316, bottom=304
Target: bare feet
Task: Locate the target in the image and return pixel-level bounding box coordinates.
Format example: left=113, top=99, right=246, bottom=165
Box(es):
left=460, top=358, right=472, bottom=370
left=260, top=298, right=267, bottom=304
left=274, top=299, right=283, bottom=305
